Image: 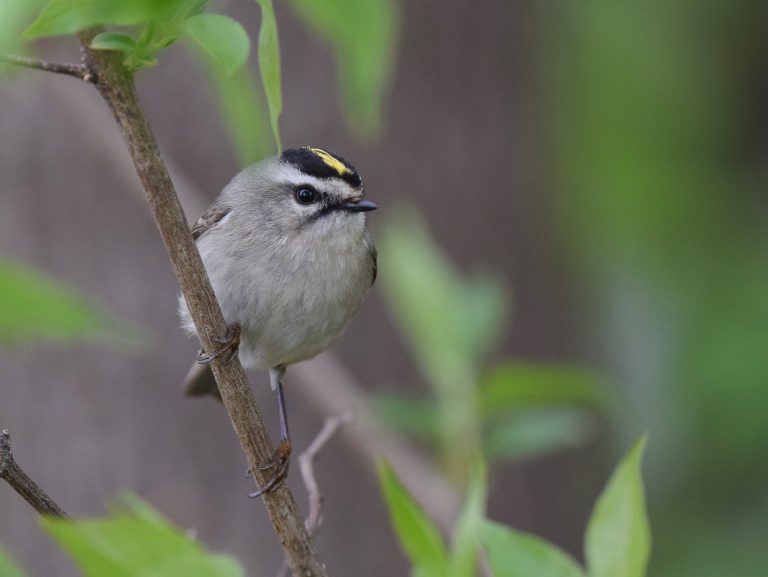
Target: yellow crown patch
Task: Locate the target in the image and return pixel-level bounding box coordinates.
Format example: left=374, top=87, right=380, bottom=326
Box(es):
left=307, top=147, right=351, bottom=177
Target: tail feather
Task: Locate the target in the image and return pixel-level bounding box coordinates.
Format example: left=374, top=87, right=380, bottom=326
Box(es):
left=182, top=362, right=222, bottom=402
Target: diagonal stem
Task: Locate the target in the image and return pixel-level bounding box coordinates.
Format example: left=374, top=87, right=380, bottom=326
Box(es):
left=0, top=430, right=67, bottom=518
left=73, top=27, right=327, bottom=577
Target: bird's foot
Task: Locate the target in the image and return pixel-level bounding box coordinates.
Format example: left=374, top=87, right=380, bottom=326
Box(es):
left=247, top=439, right=292, bottom=497
left=196, top=322, right=241, bottom=366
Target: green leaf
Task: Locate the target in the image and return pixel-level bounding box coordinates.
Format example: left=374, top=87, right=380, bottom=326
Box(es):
left=90, top=31, right=136, bottom=52
left=483, top=408, right=594, bottom=463
left=0, top=0, right=48, bottom=53
left=0, top=258, right=135, bottom=348
left=180, top=13, right=249, bottom=75
left=585, top=435, right=651, bottom=577
left=192, top=50, right=271, bottom=165
left=377, top=460, right=449, bottom=574
left=479, top=363, right=607, bottom=418
left=0, top=547, right=28, bottom=577
left=371, top=392, right=441, bottom=444
left=287, top=0, right=399, bottom=137
left=481, top=521, right=586, bottom=577
left=24, top=0, right=196, bottom=39
left=450, top=459, right=486, bottom=576
left=42, top=496, right=245, bottom=577
left=379, top=207, right=466, bottom=383
left=456, top=274, right=508, bottom=366
left=380, top=206, right=505, bottom=388
left=253, top=0, right=282, bottom=152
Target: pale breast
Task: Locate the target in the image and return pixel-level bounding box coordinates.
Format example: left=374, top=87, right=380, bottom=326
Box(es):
left=206, top=215, right=374, bottom=370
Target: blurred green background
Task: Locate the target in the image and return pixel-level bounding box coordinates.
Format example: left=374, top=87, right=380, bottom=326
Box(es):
left=1, top=0, right=767, bottom=576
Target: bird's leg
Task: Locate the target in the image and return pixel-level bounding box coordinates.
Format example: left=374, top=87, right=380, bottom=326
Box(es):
left=249, top=367, right=292, bottom=497
left=196, top=322, right=241, bottom=366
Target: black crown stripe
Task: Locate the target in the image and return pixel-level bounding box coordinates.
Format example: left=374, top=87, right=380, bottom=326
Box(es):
left=280, top=147, right=362, bottom=189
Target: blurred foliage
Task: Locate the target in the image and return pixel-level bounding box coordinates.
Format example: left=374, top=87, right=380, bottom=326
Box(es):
left=584, top=437, right=650, bottom=577
left=1, top=497, right=246, bottom=577
left=39, top=496, right=242, bottom=577
left=0, top=257, right=139, bottom=349
left=376, top=206, right=605, bottom=484
left=481, top=521, right=585, bottom=577
left=0, top=0, right=47, bottom=55
left=0, top=449, right=644, bottom=577
left=24, top=0, right=250, bottom=74
left=287, top=0, right=399, bottom=138
left=252, top=0, right=282, bottom=152
left=378, top=437, right=649, bottom=577
left=3, top=0, right=399, bottom=156
left=201, top=55, right=272, bottom=165
left=0, top=547, right=26, bottom=577
left=25, top=0, right=206, bottom=39
left=546, top=1, right=768, bottom=576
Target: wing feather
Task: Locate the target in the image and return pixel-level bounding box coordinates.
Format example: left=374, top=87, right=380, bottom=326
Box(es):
left=369, top=242, right=378, bottom=286
left=191, top=204, right=230, bottom=241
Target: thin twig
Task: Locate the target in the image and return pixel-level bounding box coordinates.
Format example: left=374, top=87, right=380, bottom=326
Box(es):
left=70, top=27, right=325, bottom=577
left=0, top=430, right=67, bottom=518
left=293, top=356, right=462, bottom=530
left=300, top=413, right=354, bottom=537
left=276, top=413, right=354, bottom=577
left=0, top=54, right=95, bottom=82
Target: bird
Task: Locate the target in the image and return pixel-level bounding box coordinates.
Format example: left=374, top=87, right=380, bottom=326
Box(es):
left=178, top=146, right=377, bottom=495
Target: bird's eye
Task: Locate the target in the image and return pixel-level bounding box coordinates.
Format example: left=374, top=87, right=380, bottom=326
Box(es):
left=295, top=187, right=318, bottom=205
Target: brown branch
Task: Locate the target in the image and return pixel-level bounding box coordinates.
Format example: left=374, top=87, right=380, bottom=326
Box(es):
left=0, top=54, right=95, bottom=82
left=0, top=430, right=67, bottom=518
left=63, top=28, right=327, bottom=577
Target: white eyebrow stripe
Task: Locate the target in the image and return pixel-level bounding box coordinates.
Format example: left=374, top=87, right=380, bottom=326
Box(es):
left=276, top=163, right=361, bottom=197
left=274, top=164, right=327, bottom=188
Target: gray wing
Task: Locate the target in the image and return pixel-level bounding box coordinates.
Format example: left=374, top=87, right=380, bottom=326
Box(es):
left=182, top=362, right=222, bottom=401
left=368, top=241, right=378, bottom=286
left=191, top=202, right=231, bottom=241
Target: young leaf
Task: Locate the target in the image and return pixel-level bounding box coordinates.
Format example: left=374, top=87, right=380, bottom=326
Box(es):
left=180, top=13, right=249, bottom=75
left=0, top=0, right=48, bottom=53
left=585, top=435, right=651, bottom=577
left=41, top=496, right=245, bottom=577
left=479, top=363, right=607, bottom=418
left=371, top=392, right=442, bottom=444
left=481, top=521, right=586, bottom=577
left=0, top=547, right=28, bottom=577
left=24, top=0, right=192, bottom=39
left=196, top=55, right=272, bottom=165
left=287, top=0, right=399, bottom=137
left=483, top=408, right=594, bottom=463
left=379, top=207, right=477, bottom=386
left=253, top=0, right=282, bottom=152
left=377, top=460, right=449, bottom=574
left=0, top=258, right=133, bottom=347
left=90, top=32, right=137, bottom=52
left=456, top=273, right=508, bottom=366
left=450, top=459, right=486, bottom=576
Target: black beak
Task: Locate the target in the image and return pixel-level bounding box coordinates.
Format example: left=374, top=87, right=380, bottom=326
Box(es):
left=341, top=198, right=378, bottom=213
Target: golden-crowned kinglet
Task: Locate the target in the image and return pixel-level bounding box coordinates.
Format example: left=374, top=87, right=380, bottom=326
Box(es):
left=178, top=147, right=377, bottom=494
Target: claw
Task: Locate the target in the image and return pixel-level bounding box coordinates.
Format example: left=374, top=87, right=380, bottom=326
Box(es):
left=248, top=439, right=292, bottom=498
left=196, top=322, right=241, bottom=366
